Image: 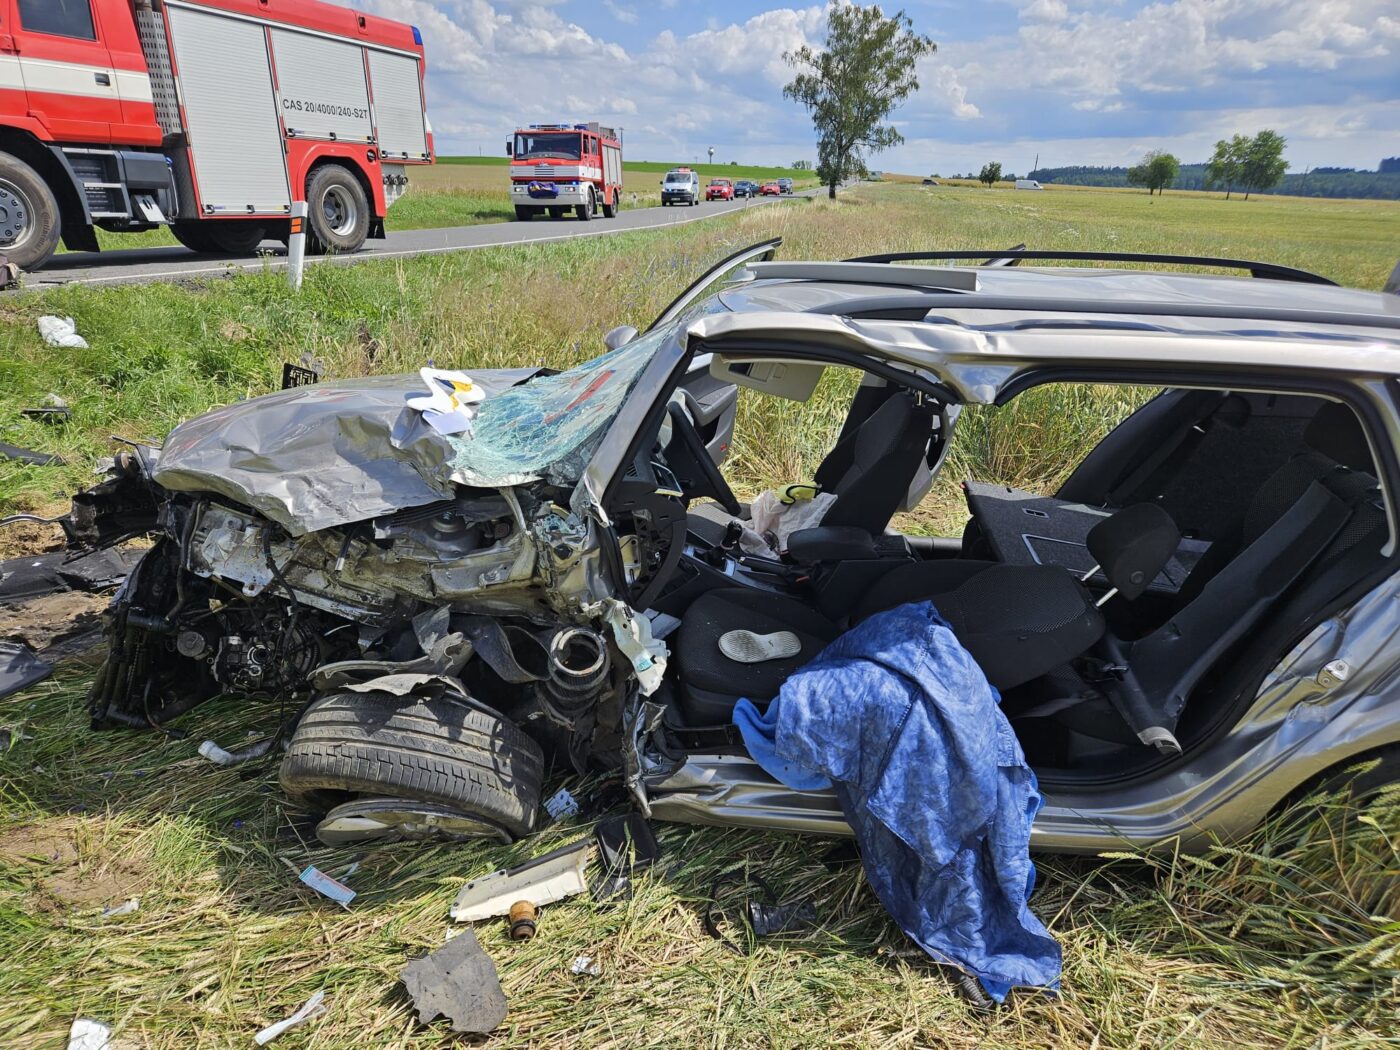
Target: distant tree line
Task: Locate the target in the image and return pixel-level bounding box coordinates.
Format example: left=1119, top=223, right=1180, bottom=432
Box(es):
left=1029, top=155, right=1400, bottom=200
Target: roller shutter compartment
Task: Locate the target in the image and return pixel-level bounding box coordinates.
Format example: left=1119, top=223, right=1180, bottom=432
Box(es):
left=367, top=50, right=429, bottom=161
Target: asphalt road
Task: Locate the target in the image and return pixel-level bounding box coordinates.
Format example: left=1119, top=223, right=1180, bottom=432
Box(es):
left=23, top=193, right=799, bottom=290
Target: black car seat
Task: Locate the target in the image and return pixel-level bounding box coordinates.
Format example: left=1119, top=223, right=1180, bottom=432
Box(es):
left=674, top=503, right=1178, bottom=725
left=686, top=389, right=934, bottom=545
left=1172, top=401, right=1375, bottom=606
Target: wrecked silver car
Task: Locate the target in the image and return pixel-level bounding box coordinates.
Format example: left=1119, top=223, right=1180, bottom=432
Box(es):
left=58, top=243, right=1400, bottom=850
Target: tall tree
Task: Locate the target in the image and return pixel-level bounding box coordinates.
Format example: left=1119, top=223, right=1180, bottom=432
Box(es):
left=1206, top=134, right=1248, bottom=199
left=978, top=162, right=1002, bottom=187
left=784, top=5, right=936, bottom=199
left=1144, top=150, right=1180, bottom=195
left=1239, top=129, right=1288, bottom=200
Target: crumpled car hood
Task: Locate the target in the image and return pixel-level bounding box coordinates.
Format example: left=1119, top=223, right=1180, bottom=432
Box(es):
left=152, top=369, right=541, bottom=535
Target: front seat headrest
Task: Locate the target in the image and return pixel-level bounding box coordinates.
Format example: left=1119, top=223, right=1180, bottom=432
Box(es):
left=1305, top=402, right=1372, bottom=472
left=1086, top=503, right=1182, bottom=602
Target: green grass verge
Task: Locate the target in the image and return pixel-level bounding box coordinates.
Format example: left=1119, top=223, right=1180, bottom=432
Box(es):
left=2, top=183, right=1398, bottom=1046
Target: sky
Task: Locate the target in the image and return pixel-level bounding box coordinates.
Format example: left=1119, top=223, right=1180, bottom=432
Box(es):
left=360, top=0, right=1400, bottom=174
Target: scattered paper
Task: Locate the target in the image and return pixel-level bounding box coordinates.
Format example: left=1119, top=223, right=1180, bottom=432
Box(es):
left=406, top=367, right=484, bottom=435
left=299, top=865, right=356, bottom=908
left=100, top=897, right=140, bottom=918
left=38, top=316, right=89, bottom=349
left=544, top=788, right=579, bottom=821
left=254, top=990, right=327, bottom=1045
left=66, top=1017, right=110, bottom=1050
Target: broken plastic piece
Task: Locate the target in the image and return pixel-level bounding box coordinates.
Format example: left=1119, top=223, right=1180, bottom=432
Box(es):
left=595, top=813, right=660, bottom=873
left=198, top=737, right=275, bottom=766
left=38, top=315, right=89, bottom=349
left=253, top=990, right=327, bottom=1045
left=100, top=897, right=140, bottom=918
left=0, top=441, right=62, bottom=467
left=451, top=841, right=590, bottom=922
left=570, top=954, right=601, bottom=977
left=66, top=1017, right=111, bottom=1050
left=543, top=787, right=579, bottom=821
left=298, top=865, right=356, bottom=908
left=747, top=898, right=818, bottom=938
left=400, top=929, right=507, bottom=1034
left=0, top=639, right=52, bottom=699
left=597, top=598, right=668, bottom=695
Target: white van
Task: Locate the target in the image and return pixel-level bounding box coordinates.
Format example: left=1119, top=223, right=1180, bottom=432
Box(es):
left=1014, top=179, right=1045, bottom=191
left=661, top=168, right=701, bottom=206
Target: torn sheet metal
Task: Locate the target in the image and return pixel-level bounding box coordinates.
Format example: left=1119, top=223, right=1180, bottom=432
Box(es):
left=450, top=841, right=591, bottom=922
left=543, top=788, right=579, bottom=821
left=150, top=369, right=539, bottom=536
left=400, top=930, right=507, bottom=1035
left=0, top=639, right=52, bottom=699
left=254, top=990, right=327, bottom=1045
left=299, top=865, right=356, bottom=908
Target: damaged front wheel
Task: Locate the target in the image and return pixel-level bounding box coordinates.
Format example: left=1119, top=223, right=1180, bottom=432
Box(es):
left=279, top=691, right=545, bottom=845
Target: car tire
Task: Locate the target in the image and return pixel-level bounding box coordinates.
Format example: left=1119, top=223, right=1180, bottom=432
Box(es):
left=305, top=164, right=370, bottom=254
left=601, top=189, right=616, bottom=218
left=279, top=690, right=545, bottom=840
left=0, top=150, right=61, bottom=270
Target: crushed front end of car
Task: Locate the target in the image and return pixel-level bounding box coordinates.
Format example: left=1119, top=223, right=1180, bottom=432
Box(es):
left=68, top=334, right=684, bottom=845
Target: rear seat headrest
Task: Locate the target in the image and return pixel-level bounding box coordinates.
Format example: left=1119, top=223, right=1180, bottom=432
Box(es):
left=1305, top=402, right=1373, bottom=472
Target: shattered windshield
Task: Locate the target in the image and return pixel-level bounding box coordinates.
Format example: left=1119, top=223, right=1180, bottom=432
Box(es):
left=447, top=326, right=669, bottom=489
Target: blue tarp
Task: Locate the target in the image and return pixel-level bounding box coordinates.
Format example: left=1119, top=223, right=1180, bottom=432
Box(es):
left=733, top=600, right=1060, bottom=1000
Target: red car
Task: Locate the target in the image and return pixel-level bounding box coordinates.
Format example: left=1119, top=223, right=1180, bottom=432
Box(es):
left=759, top=181, right=782, bottom=196
left=706, top=178, right=734, bottom=201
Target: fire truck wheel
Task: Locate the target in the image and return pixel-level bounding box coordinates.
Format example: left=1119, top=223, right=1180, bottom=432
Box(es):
left=547, top=206, right=566, bottom=219
left=204, top=221, right=268, bottom=254
left=513, top=206, right=534, bottom=221
left=306, top=165, right=370, bottom=254
left=601, top=190, right=617, bottom=218
left=170, top=222, right=218, bottom=253
left=0, top=151, right=61, bottom=270
left=575, top=188, right=595, bottom=221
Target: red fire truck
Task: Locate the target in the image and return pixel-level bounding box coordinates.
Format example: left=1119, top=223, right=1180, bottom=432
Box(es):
left=0, top=0, right=433, bottom=270
left=507, top=122, right=622, bottom=221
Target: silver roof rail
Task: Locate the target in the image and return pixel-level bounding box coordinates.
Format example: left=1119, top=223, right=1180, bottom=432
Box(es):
left=744, top=260, right=979, bottom=292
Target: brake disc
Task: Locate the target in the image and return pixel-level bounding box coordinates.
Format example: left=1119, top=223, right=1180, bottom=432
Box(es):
left=315, top=797, right=513, bottom=846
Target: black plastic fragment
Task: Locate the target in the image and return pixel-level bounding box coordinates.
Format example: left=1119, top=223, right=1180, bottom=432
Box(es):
left=0, top=548, right=134, bottom=602
left=0, top=442, right=62, bottom=467
left=0, top=639, right=52, bottom=699
left=399, top=929, right=507, bottom=1034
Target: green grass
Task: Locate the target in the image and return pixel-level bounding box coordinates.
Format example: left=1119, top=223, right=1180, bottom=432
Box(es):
left=2, top=183, right=1398, bottom=1046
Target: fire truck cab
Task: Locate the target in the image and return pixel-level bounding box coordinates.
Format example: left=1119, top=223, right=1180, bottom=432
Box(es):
left=0, top=0, right=434, bottom=270
left=507, top=122, right=622, bottom=222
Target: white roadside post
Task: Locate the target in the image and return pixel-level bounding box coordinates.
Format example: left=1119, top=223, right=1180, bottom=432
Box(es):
left=287, top=200, right=308, bottom=292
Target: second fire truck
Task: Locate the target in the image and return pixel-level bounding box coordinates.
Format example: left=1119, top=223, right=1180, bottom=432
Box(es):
left=507, top=122, right=622, bottom=221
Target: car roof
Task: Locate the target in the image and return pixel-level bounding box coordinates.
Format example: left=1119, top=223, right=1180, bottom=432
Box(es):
left=716, top=262, right=1400, bottom=338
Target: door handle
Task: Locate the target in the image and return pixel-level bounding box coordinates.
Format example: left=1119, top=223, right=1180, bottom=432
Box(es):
left=94, top=72, right=111, bottom=86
